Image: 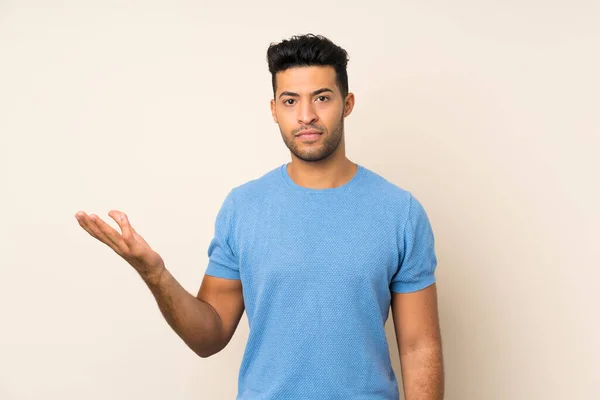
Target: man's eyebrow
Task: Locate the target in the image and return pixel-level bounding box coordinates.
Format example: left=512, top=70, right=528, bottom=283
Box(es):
left=278, top=87, right=335, bottom=99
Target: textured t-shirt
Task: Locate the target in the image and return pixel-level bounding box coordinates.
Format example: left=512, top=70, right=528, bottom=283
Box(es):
left=204, top=162, right=438, bottom=400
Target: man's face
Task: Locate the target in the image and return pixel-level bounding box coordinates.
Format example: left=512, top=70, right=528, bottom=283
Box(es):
left=270, top=66, right=354, bottom=162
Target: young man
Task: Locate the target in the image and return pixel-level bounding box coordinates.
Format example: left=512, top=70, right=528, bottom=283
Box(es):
left=75, top=34, right=444, bottom=399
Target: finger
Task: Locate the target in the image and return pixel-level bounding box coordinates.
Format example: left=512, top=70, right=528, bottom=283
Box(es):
left=90, top=214, right=128, bottom=254
left=119, top=212, right=134, bottom=242
left=108, top=210, right=133, bottom=243
left=75, top=212, right=101, bottom=240
left=76, top=213, right=122, bottom=254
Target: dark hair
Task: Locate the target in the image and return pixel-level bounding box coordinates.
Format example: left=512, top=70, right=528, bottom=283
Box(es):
left=266, top=34, right=349, bottom=99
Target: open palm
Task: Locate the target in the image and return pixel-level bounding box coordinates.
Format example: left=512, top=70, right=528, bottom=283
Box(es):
left=74, top=210, right=165, bottom=281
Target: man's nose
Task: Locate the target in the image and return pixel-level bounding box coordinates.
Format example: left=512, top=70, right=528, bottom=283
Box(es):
left=298, top=101, right=318, bottom=125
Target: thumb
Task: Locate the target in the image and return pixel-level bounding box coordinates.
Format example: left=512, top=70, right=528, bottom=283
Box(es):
left=119, top=213, right=135, bottom=239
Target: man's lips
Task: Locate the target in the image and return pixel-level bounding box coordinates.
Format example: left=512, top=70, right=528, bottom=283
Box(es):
left=296, top=129, right=321, bottom=142
left=295, top=129, right=322, bottom=137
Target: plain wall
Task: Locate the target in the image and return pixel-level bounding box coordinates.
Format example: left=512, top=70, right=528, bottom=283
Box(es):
left=1, top=1, right=598, bottom=399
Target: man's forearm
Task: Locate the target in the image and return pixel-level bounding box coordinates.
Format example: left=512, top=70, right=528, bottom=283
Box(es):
left=142, top=266, right=224, bottom=358
left=399, top=342, right=444, bottom=400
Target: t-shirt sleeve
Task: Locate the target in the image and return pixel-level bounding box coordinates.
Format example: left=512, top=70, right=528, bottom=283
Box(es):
left=390, top=194, right=438, bottom=293
left=204, top=189, right=240, bottom=280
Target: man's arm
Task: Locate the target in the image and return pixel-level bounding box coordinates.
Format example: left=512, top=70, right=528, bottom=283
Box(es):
left=391, top=283, right=444, bottom=400
left=74, top=210, right=244, bottom=358
left=146, top=268, right=244, bottom=358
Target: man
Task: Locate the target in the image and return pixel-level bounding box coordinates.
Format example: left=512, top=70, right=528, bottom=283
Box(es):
left=75, top=34, right=444, bottom=400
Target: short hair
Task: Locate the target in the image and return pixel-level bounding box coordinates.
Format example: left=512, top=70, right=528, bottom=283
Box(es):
left=266, top=34, right=349, bottom=99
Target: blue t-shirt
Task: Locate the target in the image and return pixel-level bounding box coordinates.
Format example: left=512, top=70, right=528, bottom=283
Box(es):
left=205, top=162, right=438, bottom=400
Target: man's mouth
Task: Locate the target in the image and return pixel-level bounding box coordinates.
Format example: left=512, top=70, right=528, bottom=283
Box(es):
left=295, top=129, right=322, bottom=137
left=295, top=130, right=322, bottom=141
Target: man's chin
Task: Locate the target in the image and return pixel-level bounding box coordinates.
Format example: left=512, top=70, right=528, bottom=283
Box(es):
left=292, top=149, right=335, bottom=163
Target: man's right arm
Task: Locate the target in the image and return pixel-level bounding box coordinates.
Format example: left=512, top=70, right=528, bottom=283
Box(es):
left=144, top=268, right=245, bottom=358
left=74, top=209, right=244, bottom=358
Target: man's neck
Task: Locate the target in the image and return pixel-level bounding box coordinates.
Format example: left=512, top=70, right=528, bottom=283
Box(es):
left=286, top=158, right=358, bottom=190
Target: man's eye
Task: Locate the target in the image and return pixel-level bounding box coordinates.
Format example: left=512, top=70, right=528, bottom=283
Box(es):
left=316, top=96, right=329, bottom=102
left=284, top=99, right=295, bottom=105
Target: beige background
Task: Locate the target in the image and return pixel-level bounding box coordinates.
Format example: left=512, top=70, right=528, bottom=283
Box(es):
left=1, top=1, right=598, bottom=399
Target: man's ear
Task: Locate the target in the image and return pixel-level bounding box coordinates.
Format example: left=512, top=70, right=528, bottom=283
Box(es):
left=270, top=99, right=278, bottom=123
left=343, top=92, right=355, bottom=118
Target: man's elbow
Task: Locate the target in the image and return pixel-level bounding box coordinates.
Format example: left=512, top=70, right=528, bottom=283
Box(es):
left=191, top=335, right=228, bottom=359
left=399, top=334, right=443, bottom=356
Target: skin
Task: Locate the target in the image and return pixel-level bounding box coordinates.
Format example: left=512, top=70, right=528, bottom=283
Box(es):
left=74, top=64, right=444, bottom=399
left=270, top=65, right=358, bottom=190
left=73, top=211, right=238, bottom=358
left=392, top=284, right=445, bottom=399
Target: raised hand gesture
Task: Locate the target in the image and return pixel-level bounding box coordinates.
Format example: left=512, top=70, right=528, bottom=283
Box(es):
left=74, top=210, right=165, bottom=283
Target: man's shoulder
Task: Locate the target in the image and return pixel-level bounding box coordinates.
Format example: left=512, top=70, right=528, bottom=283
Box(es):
left=225, top=162, right=416, bottom=208
left=227, top=163, right=283, bottom=200
left=360, top=164, right=413, bottom=202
